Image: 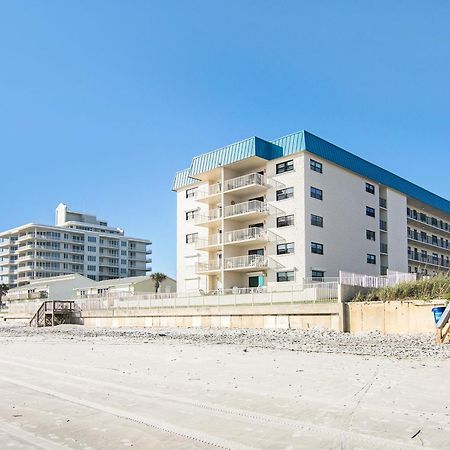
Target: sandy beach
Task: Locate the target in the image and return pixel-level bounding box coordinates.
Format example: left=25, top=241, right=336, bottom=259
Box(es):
left=0, top=325, right=449, bottom=449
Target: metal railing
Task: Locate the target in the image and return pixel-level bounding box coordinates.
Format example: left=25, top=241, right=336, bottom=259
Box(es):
left=196, top=260, right=222, bottom=272
left=407, top=232, right=450, bottom=251
left=223, top=227, right=267, bottom=244
left=408, top=252, right=450, bottom=268
left=195, top=208, right=222, bottom=224
left=76, top=281, right=339, bottom=311
left=224, top=254, right=269, bottom=270
left=339, top=270, right=417, bottom=288
left=224, top=200, right=268, bottom=218
left=195, top=234, right=223, bottom=249
left=407, top=211, right=450, bottom=235
left=224, top=173, right=265, bottom=192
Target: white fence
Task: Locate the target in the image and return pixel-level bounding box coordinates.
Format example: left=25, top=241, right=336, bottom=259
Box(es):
left=76, top=282, right=339, bottom=311
left=339, top=270, right=416, bottom=289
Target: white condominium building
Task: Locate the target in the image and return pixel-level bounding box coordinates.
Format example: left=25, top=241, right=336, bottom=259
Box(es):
left=0, top=203, right=152, bottom=287
left=173, top=130, right=450, bottom=293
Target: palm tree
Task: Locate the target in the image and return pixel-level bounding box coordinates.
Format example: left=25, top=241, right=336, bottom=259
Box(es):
left=151, top=272, right=167, bottom=293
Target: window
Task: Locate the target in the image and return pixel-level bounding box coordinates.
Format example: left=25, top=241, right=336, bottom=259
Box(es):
left=311, top=214, right=323, bottom=227
left=277, top=215, right=294, bottom=227
left=310, top=186, right=323, bottom=200
left=186, top=187, right=197, bottom=199
left=185, top=210, right=197, bottom=221
left=121, top=241, right=127, bottom=247
left=88, top=246, right=96, bottom=252
left=87, top=265, right=96, bottom=272
left=367, top=254, right=376, bottom=264
left=186, top=233, right=198, bottom=244
left=312, top=270, right=325, bottom=280
left=366, top=230, right=376, bottom=241
left=276, top=187, right=294, bottom=201
left=366, top=206, right=376, bottom=217
left=248, top=248, right=264, bottom=256
left=121, top=259, right=126, bottom=265
left=88, top=236, right=97, bottom=243
left=121, top=250, right=127, bottom=256
left=277, top=242, right=295, bottom=255
left=277, top=271, right=295, bottom=282
left=310, top=159, right=323, bottom=173
left=311, top=242, right=324, bottom=255
left=276, top=159, right=294, bottom=174
left=87, top=255, right=96, bottom=262
left=366, top=182, right=375, bottom=194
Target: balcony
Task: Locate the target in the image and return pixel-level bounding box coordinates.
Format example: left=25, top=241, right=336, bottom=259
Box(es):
left=380, top=243, right=388, bottom=254
left=195, top=260, right=222, bottom=274
left=223, top=254, right=270, bottom=272
left=408, top=251, right=450, bottom=269
left=223, top=227, right=268, bottom=246
left=195, top=183, right=222, bottom=204
left=224, top=173, right=267, bottom=195
left=194, top=209, right=222, bottom=227
left=0, top=240, right=11, bottom=248
left=195, top=234, right=222, bottom=251
left=407, top=211, right=450, bottom=235
left=224, top=200, right=269, bottom=221
left=380, top=220, right=388, bottom=232
left=407, top=232, right=450, bottom=252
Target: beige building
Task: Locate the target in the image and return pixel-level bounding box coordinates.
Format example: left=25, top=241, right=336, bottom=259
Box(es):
left=172, top=131, right=450, bottom=293
left=2, top=273, right=93, bottom=302
left=0, top=203, right=152, bottom=287
left=75, top=275, right=177, bottom=298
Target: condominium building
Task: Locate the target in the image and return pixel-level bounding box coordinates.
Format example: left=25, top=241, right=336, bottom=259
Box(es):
left=172, top=130, right=450, bottom=292
left=0, top=203, right=152, bottom=287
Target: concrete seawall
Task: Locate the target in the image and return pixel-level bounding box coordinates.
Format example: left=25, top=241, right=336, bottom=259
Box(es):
left=3, top=299, right=446, bottom=334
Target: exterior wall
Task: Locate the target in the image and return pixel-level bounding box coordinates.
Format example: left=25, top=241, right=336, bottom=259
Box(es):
left=303, top=152, right=380, bottom=278
left=345, top=300, right=446, bottom=334
left=385, top=189, right=408, bottom=272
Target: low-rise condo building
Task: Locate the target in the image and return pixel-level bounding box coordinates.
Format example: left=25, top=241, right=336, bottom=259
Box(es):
left=173, top=130, right=450, bottom=293
left=0, top=203, right=152, bottom=287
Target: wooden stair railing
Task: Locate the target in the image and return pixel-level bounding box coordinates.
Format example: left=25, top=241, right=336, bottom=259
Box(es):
left=29, top=301, right=78, bottom=328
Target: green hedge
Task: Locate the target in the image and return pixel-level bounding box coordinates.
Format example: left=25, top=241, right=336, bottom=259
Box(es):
left=353, top=275, right=450, bottom=302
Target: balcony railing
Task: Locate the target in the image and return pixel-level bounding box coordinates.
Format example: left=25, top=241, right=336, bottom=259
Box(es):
left=407, top=210, right=450, bottom=235
left=408, top=251, right=450, bottom=268
left=224, top=227, right=267, bottom=244
left=196, top=260, right=222, bottom=273
left=224, top=200, right=268, bottom=218
left=195, top=234, right=223, bottom=249
left=224, top=254, right=269, bottom=270
left=224, top=173, right=265, bottom=192
left=407, top=232, right=450, bottom=251
left=195, top=208, right=222, bottom=225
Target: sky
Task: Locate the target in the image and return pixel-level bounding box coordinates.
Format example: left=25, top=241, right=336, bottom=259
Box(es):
left=0, top=1, right=449, bottom=278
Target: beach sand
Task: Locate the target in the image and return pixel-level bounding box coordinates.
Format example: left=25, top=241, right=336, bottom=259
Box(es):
left=0, top=325, right=448, bottom=449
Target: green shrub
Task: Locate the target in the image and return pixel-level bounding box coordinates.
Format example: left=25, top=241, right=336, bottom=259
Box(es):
left=351, top=275, right=450, bottom=302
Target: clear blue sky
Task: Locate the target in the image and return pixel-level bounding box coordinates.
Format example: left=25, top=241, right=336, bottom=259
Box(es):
left=1, top=1, right=449, bottom=278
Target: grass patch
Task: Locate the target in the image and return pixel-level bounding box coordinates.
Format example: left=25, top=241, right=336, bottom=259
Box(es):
left=352, top=275, right=450, bottom=302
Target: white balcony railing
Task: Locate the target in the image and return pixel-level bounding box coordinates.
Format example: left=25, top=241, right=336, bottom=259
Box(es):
left=224, top=254, right=269, bottom=270
left=224, top=227, right=267, bottom=244
left=196, top=260, right=222, bottom=272
left=224, top=173, right=265, bottom=192
left=224, top=200, right=268, bottom=218
left=195, top=234, right=223, bottom=249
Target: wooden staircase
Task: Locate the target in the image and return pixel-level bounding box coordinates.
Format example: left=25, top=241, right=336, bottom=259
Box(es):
left=29, top=301, right=79, bottom=328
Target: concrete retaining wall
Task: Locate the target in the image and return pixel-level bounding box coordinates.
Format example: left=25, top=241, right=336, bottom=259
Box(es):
left=344, top=300, right=446, bottom=334
left=81, top=303, right=341, bottom=331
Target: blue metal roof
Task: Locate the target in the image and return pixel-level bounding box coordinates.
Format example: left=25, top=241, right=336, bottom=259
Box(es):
left=173, top=130, right=450, bottom=215
left=189, top=137, right=282, bottom=177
